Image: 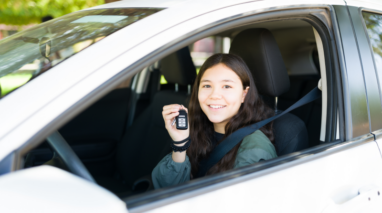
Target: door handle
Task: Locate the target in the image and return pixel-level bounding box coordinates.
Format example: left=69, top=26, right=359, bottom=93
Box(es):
left=322, top=185, right=382, bottom=213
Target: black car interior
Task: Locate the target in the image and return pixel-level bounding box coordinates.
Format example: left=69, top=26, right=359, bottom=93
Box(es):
left=106, top=47, right=196, bottom=196
left=24, top=19, right=323, bottom=197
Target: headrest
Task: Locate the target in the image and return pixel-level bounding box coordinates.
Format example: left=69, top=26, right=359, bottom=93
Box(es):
left=229, top=28, right=290, bottom=97
left=160, top=47, right=197, bottom=86
left=289, top=46, right=319, bottom=75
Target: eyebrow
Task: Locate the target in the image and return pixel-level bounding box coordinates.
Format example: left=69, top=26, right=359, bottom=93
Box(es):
left=200, top=79, right=235, bottom=83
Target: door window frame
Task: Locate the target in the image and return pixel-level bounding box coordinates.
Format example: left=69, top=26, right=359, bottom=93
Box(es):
left=115, top=7, right=345, bottom=211
left=7, top=4, right=356, bottom=211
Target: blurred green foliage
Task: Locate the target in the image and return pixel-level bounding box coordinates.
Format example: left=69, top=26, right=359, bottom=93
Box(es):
left=0, top=0, right=105, bottom=25
left=363, top=12, right=382, bottom=58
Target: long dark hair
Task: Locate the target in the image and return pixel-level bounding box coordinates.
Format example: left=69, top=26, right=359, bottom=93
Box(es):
left=187, top=53, right=274, bottom=177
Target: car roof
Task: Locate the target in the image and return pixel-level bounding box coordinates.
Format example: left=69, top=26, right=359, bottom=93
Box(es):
left=88, top=0, right=191, bottom=9
left=89, top=0, right=382, bottom=10
left=89, top=0, right=347, bottom=10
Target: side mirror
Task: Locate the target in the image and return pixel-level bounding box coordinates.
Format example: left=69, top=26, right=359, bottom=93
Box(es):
left=39, top=37, right=51, bottom=59
left=0, top=166, right=128, bottom=213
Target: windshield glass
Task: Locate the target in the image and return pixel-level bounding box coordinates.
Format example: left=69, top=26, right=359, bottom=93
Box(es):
left=0, top=8, right=162, bottom=98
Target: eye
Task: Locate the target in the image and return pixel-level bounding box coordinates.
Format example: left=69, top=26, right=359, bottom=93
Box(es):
left=202, top=85, right=211, bottom=88
left=223, top=85, right=232, bottom=89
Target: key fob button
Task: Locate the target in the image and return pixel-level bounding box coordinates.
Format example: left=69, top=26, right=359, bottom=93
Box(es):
left=176, top=109, right=188, bottom=130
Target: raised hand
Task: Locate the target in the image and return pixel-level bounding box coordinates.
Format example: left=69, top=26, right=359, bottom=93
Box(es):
left=162, top=104, right=190, bottom=142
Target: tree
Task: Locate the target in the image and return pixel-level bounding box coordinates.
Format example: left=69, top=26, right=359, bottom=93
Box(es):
left=0, top=0, right=105, bottom=25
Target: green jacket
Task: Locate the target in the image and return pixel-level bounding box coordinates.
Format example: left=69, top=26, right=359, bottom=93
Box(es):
left=152, top=130, right=277, bottom=189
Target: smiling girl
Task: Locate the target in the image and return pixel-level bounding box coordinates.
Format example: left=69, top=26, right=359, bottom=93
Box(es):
left=152, top=53, right=277, bottom=188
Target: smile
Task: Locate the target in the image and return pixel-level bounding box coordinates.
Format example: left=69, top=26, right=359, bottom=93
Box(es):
left=208, top=105, right=226, bottom=109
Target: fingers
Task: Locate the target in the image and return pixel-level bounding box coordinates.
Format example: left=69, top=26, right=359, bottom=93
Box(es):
left=162, top=105, right=180, bottom=127
left=163, top=111, right=178, bottom=123
left=181, top=105, right=188, bottom=113
left=163, top=104, right=181, bottom=111
left=162, top=104, right=188, bottom=115
left=162, top=106, right=180, bottom=115
left=162, top=104, right=188, bottom=129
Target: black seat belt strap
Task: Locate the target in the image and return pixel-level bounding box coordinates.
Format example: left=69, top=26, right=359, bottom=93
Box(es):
left=197, top=87, right=321, bottom=177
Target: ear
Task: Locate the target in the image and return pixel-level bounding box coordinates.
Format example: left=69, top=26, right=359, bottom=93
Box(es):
left=242, top=87, right=249, bottom=103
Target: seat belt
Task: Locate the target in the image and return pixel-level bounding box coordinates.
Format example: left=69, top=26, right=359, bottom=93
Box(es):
left=197, top=87, right=322, bottom=177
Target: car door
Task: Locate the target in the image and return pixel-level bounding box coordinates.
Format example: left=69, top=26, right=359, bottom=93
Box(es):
left=119, top=2, right=382, bottom=213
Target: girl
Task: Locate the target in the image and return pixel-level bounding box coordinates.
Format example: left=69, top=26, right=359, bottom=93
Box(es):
left=152, top=53, right=277, bottom=188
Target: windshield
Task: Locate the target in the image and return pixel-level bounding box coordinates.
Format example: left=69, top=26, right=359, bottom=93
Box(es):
left=0, top=8, right=162, bottom=98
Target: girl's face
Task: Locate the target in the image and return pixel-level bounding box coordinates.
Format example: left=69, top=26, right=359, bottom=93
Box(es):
left=198, top=63, right=249, bottom=132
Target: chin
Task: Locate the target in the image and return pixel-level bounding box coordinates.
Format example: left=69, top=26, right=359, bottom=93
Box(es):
left=206, top=115, right=226, bottom=124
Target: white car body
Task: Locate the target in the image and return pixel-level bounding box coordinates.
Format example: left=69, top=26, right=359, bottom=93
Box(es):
left=1, top=0, right=382, bottom=212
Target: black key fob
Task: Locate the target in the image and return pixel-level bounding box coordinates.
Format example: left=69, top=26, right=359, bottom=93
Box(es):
left=176, top=109, right=188, bottom=130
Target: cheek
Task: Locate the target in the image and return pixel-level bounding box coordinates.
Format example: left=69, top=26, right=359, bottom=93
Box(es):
left=225, top=90, right=244, bottom=105
left=198, top=90, right=209, bottom=103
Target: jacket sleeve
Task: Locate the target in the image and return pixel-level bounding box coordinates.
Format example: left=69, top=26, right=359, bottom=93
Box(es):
left=233, top=130, right=277, bottom=169
left=234, top=147, right=275, bottom=168
left=151, top=153, right=191, bottom=189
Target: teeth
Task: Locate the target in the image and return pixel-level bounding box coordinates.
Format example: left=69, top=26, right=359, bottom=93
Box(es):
left=209, top=105, right=225, bottom=109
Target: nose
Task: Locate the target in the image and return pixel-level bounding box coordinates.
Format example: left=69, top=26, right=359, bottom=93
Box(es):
left=209, top=87, right=222, bottom=100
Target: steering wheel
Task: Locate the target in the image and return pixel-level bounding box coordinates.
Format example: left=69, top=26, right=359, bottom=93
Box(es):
left=46, top=131, right=96, bottom=183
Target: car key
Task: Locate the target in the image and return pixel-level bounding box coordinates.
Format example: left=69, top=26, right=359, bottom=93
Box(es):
left=175, top=109, right=188, bottom=130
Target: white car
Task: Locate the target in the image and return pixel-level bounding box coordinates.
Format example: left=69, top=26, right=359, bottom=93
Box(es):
left=1, top=0, right=382, bottom=212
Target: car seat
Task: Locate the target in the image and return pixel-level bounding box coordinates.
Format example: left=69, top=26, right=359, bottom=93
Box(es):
left=229, top=28, right=309, bottom=156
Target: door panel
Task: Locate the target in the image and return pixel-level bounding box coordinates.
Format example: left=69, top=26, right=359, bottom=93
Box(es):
left=121, top=4, right=376, bottom=212
left=144, top=139, right=382, bottom=212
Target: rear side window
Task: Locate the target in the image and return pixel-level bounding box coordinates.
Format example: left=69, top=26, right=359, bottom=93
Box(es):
left=0, top=8, right=162, bottom=98
left=363, top=12, right=382, bottom=85
left=160, top=36, right=231, bottom=84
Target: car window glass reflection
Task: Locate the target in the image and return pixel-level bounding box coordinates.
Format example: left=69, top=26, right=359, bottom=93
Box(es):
left=363, top=12, right=382, bottom=87
left=0, top=8, right=162, bottom=98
